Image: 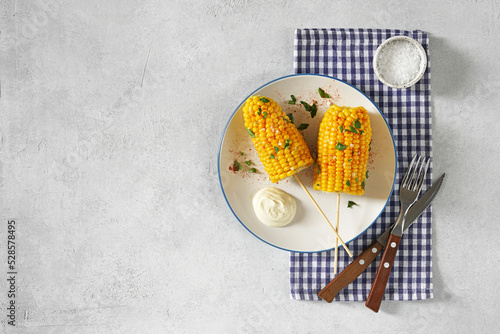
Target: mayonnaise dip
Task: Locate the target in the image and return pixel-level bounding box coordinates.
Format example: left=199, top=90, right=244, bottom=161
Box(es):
left=252, top=187, right=296, bottom=227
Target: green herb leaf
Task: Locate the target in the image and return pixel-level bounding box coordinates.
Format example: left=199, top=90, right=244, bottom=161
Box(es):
left=274, top=146, right=279, bottom=153
left=347, top=126, right=358, bottom=134
left=366, top=171, right=369, bottom=178
left=260, top=97, right=270, bottom=103
left=282, top=116, right=291, bottom=123
left=339, top=125, right=344, bottom=132
left=346, top=180, right=351, bottom=187
left=263, top=111, right=268, bottom=119
left=297, top=123, right=309, bottom=130
left=247, top=128, right=255, bottom=138
left=347, top=200, right=358, bottom=209
left=300, top=101, right=312, bottom=111
left=284, top=139, right=291, bottom=150
left=287, top=113, right=295, bottom=124
left=348, top=158, right=352, bottom=162
left=335, top=141, right=348, bottom=151
left=288, top=95, right=296, bottom=104
left=249, top=168, right=257, bottom=173
left=354, top=119, right=361, bottom=129
left=270, top=153, right=275, bottom=159
left=314, top=163, right=321, bottom=175
left=239, top=151, right=244, bottom=156
left=245, top=160, right=252, bottom=166
left=310, top=103, right=317, bottom=118
left=359, top=130, right=364, bottom=135
left=233, top=161, right=242, bottom=171
left=318, top=87, right=330, bottom=98
left=362, top=180, right=366, bottom=190
left=257, top=107, right=262, bottom=116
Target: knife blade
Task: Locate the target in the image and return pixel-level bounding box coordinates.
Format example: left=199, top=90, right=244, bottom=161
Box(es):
left=317, top=173, right=445, bottom=303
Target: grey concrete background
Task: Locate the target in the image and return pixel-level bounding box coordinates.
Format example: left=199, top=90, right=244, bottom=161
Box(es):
left=1, top=0, right=499, bottom=333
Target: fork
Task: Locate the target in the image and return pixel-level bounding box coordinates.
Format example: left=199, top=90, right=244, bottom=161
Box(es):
left=365, top=155, right=430, bottom=312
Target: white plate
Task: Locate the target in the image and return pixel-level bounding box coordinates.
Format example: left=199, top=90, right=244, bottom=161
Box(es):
left=218, top=74, right=396, bottom=252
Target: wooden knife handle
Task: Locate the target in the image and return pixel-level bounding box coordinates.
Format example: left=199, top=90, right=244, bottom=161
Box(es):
left=318, top=240, right=384, bottom=303
left=365, top=234, right=402, bottom=312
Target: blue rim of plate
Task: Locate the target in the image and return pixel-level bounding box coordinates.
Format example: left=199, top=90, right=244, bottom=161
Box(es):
left=217, top=73, right=397, bottom=253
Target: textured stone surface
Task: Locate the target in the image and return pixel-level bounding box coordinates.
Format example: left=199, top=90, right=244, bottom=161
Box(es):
left=1, top=0, right=499, bottom=333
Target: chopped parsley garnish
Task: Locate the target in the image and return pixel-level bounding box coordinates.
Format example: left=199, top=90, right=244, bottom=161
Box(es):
left=354, top=119, right=361, bottom=129
left=362, top=180, right=366, bottom=190
left=335, top=141, right=348, bottom=151
left=257, top=108, right=262, bottom=116
left=233, top=161, right=242, bottom=171
left=310, top=104, right=317, bottom=118
left=245, top=160, right=252, bottom=166
left=366, top=171, right=369, bottom=178
left=262, top=111, right=268, bottom=119
left=347, top=200, right=358, bottom=208
left=288, top=95, right=297, bottom=104
left=300, top=101, right=312, bottom=111
left=239, top=151, right=244, bottom=156
left=260, top=97, right=270, bottom=103
left=247, top=128, right=255, bottom=138
left=339, top=125, right=344, bottom=132
left=348, top=158, right=352, bottom=162
left=347, top=126, right=358, bottom=134
left=314, top=163, right=321, bottom=175
left=359, top=130, right=364, bottom=135
left=282, top=116, right=291, bottom=123
left=297, top=123, right=309, bottom=130
left=270, top=153, right=275, bottom=159
left=274, top=146, right=279, bottom=153
left=300, top=101, right=318, bottom=117
left=249, top=168, right=257, bottom=173
left=318, top=87, right=330, bottom=98
left=287, top=112, right=295, bottom=124
left=284, top=139, right=291, bottom=150
left=346, top=180, right=351, bottom=187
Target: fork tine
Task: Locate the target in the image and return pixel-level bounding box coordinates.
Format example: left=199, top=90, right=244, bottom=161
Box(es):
left=404, top=155, right=421, bottom=189
left=409, top=156, right=424, bottom=189
left=414, top=158, right=430, bottom=193
left=410, top=156, right=425, bottom=190
left=401, top=155, right=417, bottom=187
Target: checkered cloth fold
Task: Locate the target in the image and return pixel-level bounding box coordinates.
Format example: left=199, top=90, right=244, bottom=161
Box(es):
left=290, top=29, right=433, bottom=301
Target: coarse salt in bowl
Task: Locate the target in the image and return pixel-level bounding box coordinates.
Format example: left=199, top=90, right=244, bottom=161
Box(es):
left=373, top=36, right=427, bottom=89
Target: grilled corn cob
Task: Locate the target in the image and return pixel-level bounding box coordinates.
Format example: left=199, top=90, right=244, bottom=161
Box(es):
left=243, top=95, right=314, bottom=183
left=314, top=105, right=372, bottom=195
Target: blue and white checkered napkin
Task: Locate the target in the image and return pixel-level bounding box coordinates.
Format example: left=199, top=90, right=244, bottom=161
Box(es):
left=290, top=29, right=433, bottom=301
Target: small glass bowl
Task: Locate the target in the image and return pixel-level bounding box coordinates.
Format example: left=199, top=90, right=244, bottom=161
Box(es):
left=373, top=36, right=427, bottom=89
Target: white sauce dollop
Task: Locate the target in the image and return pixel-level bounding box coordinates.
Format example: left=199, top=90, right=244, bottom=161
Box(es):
left=252, top=187, right=296, bottom=227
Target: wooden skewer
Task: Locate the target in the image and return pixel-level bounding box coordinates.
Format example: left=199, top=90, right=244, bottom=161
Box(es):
left=294, top=175, right=352, bottom=257
left=334, top=193, right=341, bottom=274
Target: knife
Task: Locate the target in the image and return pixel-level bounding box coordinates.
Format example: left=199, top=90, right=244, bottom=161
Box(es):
left=317, top=173, right=445, bottom=303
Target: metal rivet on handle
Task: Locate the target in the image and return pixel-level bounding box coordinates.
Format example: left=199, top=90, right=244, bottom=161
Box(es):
left=371, top=247, right=378, bottom=253
left=390, top=242, right=397, bottom=248
left=384, top=262, right=390, bottom=268
left=359, top=259, right=365, bottom=265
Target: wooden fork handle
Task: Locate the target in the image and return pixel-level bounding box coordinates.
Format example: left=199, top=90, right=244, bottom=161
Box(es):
left=365, top=234, right=402, bottom=313
left=318, top=240, right=384, bottom=303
